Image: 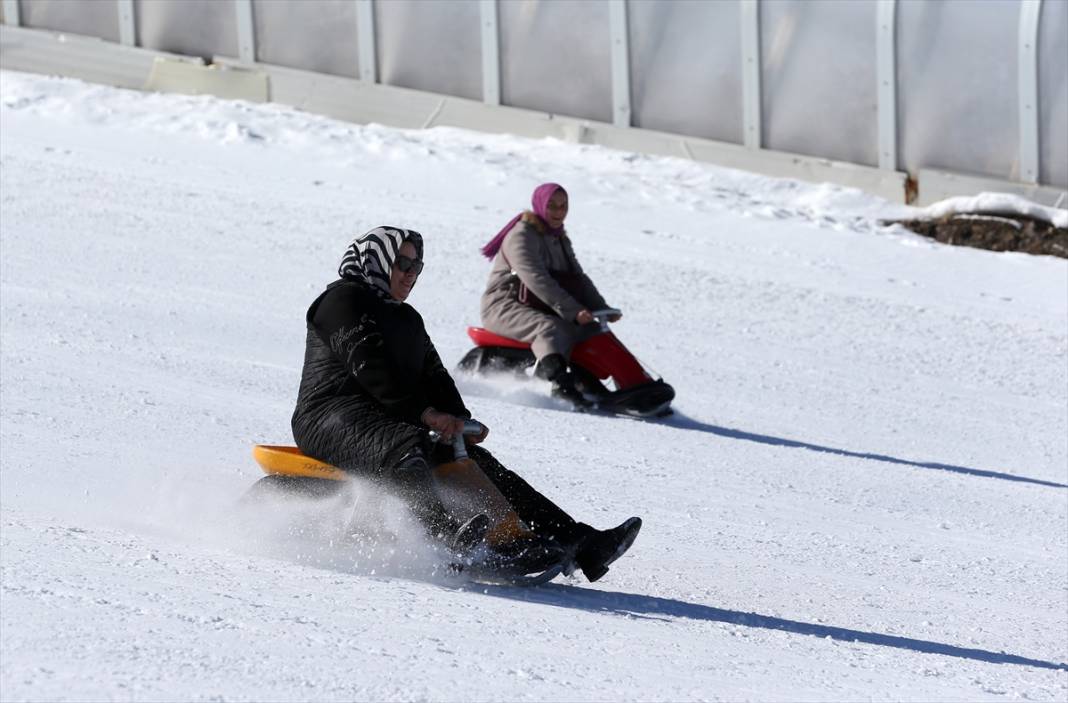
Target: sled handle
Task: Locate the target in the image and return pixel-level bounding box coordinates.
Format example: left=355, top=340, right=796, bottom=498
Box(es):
left=591, top=308, right=622, bottom=332
left=451, top=420, right=487, bottom=460
left=428, top=419, right=487, bottom=460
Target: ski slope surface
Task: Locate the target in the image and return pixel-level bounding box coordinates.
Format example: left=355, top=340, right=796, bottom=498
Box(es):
left=1, top=71, right=1066, bottom=701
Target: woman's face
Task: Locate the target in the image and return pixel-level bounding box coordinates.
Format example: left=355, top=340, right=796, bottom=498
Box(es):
left=544, top=190, right=568, bottom=229
left=390, top=241, right=421, bottom=301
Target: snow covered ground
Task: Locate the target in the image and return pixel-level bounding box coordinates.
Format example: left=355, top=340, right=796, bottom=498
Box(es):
left=1, top=70, right=1066, bottom=701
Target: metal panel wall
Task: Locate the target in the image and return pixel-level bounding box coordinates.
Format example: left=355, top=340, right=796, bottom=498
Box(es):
left=374, top=0, right=481, bottom=101
left=135, top=0, right=238, bottom=62
left=498, top=0, right=612, bottom=123
left=19, top=0, right=119, bottom=42
left=627, top=0, right=743, bottom=144
left=252, top=0, right=358, bottom=79
left=3, top=0, right=1064, bottom=190
left=760, top=0, right=878, bottom=166
left=896, top=0, right=1019, bottom=182
left=1039, top=0, right=1067, bottom=188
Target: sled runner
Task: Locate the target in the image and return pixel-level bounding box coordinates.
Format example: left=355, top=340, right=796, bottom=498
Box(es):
left=457, top=309, right=675, bottom=418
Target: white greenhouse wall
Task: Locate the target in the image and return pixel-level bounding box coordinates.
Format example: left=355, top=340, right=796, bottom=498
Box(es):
left=2, top=0, right=1065, bottom=195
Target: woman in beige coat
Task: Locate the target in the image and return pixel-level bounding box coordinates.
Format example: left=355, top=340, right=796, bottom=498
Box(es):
left=479, top=183, right=620, bottom=405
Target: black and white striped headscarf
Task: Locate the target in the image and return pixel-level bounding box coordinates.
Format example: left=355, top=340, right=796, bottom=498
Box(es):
left=338, top=226, right=424, bottom=299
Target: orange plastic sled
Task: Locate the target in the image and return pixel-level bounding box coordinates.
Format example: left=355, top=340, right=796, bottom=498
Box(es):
left=251, top=445, right=348, bottom=482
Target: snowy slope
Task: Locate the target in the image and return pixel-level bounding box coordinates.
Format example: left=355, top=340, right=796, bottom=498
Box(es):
left=1, top=71, right=1065, bottom=701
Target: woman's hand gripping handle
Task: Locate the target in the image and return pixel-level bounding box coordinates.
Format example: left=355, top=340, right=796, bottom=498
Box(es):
left=422, top=408, right=489, bottom=445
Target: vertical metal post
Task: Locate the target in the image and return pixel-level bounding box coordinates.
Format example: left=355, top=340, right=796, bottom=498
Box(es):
left=235, top=0, right=256, bottom=64
left=356, top=0, right=377, bottom=83
left=876, top=0, right=898, bottom=171
left=117, top=0, right=136, bottom=46
left=2, top=0, right=20, bottom=26
left=480, top=0, right=500, bottom=105
left=1018, top=0, right=1042, bottom=184
left=740, top=0, right=762, bottom=149
left=608, top=0, right=631, bottom=127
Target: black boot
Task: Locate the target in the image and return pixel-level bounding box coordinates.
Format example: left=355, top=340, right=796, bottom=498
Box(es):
left=536, top=353, right=591, bottom=408
left=569, top=517, right=642, bottom=582
left=476, top=534, right=567, bottom=576
left=391, top=448, right=465, bottom=543
left=451, top=513, right=491, bottom=555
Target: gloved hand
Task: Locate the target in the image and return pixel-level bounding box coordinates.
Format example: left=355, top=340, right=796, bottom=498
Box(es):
left=420, top=407, right=465, bottom=440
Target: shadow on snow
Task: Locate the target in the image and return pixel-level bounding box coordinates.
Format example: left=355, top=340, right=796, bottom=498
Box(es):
left=666, top=413, right=1067, bottom=489
left=460, top=374, right=1064, bottom=489
left=477, top=583, right=1068, bottom=672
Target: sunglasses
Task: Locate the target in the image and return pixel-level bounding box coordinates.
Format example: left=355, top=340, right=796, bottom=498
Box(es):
left=394, top=254, right=424, bottom=275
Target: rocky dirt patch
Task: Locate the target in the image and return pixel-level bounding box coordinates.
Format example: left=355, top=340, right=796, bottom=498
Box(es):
left=893, top=214, right=1067, bottom=259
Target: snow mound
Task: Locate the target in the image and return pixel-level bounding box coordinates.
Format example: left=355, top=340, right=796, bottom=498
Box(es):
left=915, top=192, right=1068, bottom=229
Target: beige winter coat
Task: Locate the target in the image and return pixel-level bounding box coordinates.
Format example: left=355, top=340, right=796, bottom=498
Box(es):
left=480, top=212, right=610, bottom=359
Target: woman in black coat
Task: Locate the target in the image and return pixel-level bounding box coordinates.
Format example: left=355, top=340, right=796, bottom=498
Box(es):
left=291, top=226, right=639, bottom=581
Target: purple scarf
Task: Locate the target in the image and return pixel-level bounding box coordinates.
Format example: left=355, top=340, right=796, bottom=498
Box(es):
left=481, top=182, right=567, bottom=259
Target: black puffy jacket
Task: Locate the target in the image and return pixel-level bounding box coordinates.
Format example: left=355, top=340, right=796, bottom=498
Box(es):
left=291, top=278, right=470, bottom=474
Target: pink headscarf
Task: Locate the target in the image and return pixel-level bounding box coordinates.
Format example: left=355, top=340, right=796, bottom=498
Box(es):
left=481, top=182, right=567, bottom=259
